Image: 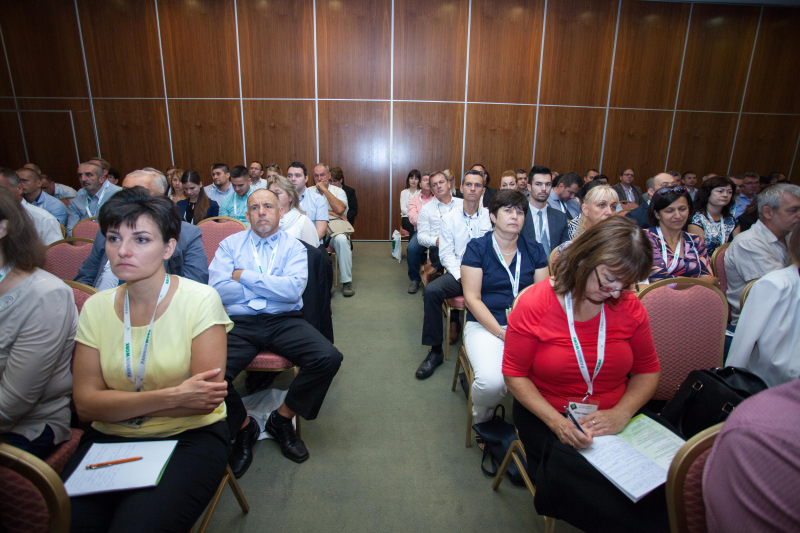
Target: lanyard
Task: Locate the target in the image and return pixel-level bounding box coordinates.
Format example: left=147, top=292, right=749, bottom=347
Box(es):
left=558, top=201, right=566, bottom=213
left=0, top=262, right=13, bottom=283
left=86, top=184, right=107, bottom=217
left=564, top=292, right=605, bottom=399
left=706, top=212, right=730, bottom=244
left=491, top=234, right=521, bottom=297
left=656, top=227, right=681, bottom=274
left=462, top=207, right=482, bottom=239
left=124, top=274, right=170, bottom=392
left=249, top=236, right=278, bottom=275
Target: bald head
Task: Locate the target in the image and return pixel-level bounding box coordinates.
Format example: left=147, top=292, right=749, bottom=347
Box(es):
left=247, top=187, right=279, bottom=207
left=646, top=173, right=675, bottom=197
left=246, top=188, right=282, bottom=237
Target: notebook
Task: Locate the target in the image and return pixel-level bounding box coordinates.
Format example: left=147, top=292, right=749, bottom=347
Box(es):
left=578, top=415, right=686, bottom=502
left=64, top=440, right=178, bottom=497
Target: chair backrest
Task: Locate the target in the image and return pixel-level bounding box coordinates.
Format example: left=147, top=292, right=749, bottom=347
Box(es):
left=638, top=278, right=727, bottom=401
left=62, top=280, right=98, bottom=313
left=58, top=223, right=66, bottom=239
left=0, top=443, right=71, bottom=533
left=44, top=239, right=95, bottom=281
left=512, top=283, right=536, bottom=310
left=740, top=278, right=758, bottom=310
left=710, top=243, right=729, bottom=289
left=59, top=197, right=74, bottom=208
left=197, top=218, right=247, bottom=265
left=666, top=423, right=723, bottom=533
left=72, top=217, right=99, bottom=241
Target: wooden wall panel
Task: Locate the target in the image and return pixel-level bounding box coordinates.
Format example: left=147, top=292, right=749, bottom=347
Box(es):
left=468, top=0, right=544, bottom=105
left=602, top=109, right=672, bottom=189
left=157, top=0, right=239, bottom=98
left=610, top=0, right=689, bottom=110
left=666, top=112, right=738, bottom=179
left=539, top=0, right=618, bottom=107
left=464, top=104, right=534, bottom=185
left=0, top=47, right=12, bottom=97
left=0, top=111, right=26, bottom=169
left=677, top=3, right=760, bottom=113
left=0, top=98, right=15, bottom=110
left=392, top=102, right=463, bottom=225
left=394, top=0, right=469, bottom=102
left=76, top=0, right=163, bottom=98
left=730, top=114, right=800, bottom=178
left=19, top=111, right=81, bottom=188
left=743, top=7, right=800, bottom=115
left=243, top=100, right=317, bottom=173
left=93, top=99, right=171, bottom=177
left=535, top=106, right=604, bottom=176
left=168, top=99, right=243, bottom=184
left=318, top=101, right=390, bottom=240
left=238, top=0, right=315, bottom=99
left=316, top=0, right=391, bottom=100
left=0, top=0, right=87, bottom=97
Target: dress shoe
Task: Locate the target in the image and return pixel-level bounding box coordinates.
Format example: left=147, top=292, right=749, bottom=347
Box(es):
left=408, top=280, right=420, bottom=294
left=449, top=321, right=461, bottom=345
left=415, top=349, right=444, bottom=379
left=265, top=412, right=309, bottom=463
left=229, top=416, right=260, bottom=479
left=343, top=282, right=355, bottom=297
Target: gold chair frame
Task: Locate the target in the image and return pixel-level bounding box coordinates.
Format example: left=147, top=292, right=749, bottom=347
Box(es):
left=63, top=280, right=99, bottom=296
left=72, top=216, right=99, bottom=237
left=740, top=278, right=758, bottom=310
left=0, top=443, right=71, bottom=533
left=665, top=423, right=723, bottom=533
left=46, top=237, right=95, bottom=249
left=709, top=242, right=730, bottom=278
left=197, top=216, right=248, bottom=228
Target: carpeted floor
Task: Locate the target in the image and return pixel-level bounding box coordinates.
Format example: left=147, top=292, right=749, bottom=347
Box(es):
left=206, top=242, right=580, bottom=533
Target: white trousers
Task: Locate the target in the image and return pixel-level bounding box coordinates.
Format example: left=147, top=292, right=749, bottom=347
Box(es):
left=464, top=321, right=508, bottom=424
left=332, top=233, right=352, bottom=283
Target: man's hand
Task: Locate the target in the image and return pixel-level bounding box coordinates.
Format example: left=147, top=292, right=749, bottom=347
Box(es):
left=316, top=181, right=328, bottom=194
left=232, top=270, right=244, bottom=283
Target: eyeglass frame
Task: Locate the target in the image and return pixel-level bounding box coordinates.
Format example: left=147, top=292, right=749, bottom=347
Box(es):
left=594, top=268, right=637, bottom=295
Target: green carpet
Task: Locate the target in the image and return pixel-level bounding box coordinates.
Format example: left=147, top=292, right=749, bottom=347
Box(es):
left=207, top=242, right=580, bottom=533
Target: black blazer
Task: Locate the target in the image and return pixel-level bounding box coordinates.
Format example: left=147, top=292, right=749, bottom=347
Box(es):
left=521, top=206, right=570, bottom=251
left=176, top=198, right=219, bottom=224
left=343, top=184, right=358, bottom=226
left=625, top=203, right=650, bottom=229
left=482, top=187, right=497, bottom=208
left=300, top=242, right=334, bottom=343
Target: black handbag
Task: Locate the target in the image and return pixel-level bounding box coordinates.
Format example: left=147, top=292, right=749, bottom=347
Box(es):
left=661, top=367, right=768, bottom=439
left=472, top=405, right=528, bottom=484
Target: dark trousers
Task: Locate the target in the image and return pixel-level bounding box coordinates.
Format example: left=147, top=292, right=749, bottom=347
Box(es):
left=63, top=422, right=230, bottom=533
left=1, top=424, right=56, bottom=460
left=513, top=399, right=671, bottom=533
left=225, top=312, right=343, bottom=437
left=401, top=217, right=415, bottom=237
left=421, top=272, right=462, bottom=347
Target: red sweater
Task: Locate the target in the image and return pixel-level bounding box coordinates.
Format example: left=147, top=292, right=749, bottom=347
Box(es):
left=502, top=281, right=660, bottom=412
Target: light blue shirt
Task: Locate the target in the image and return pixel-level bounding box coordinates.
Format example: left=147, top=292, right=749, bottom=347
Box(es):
left=31, top=191, right=67, bottom=226
left=546, top=189, right=580, bottom=218
left=732, top=193, right=753, bottom=219
left=218, top=188, right=253, bottom=227
left=209, top=229, right=308, bottom=317
left=66, top=180, right=122, bottom=236
left=298, top=187, right=330, bottom=224
left=204, top=183, right=234, bottom=205
left=53, top=183, right=78, bottom=199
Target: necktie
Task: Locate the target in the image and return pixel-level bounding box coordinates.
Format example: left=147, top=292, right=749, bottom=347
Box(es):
left=537, top=210, right=551, bottom=256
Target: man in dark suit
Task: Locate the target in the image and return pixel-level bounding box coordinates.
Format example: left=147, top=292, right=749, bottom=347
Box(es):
left=612, top=167, right=645, bottom=205
left=471, top=163, right=497, bottom=208
left=329, top=167, right=357, bottom=226
left=625, top=172, right=676, bottom=229
left=520, top=165, right=569, bottom=257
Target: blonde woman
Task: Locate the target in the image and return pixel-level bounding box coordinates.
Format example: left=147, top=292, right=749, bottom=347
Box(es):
left=265, top=164, right=282, bottom=182
left=567, top=183, right=619, bottom=240
left=169, top=168, right=187, bottom=203
left=268, top=174, right=319, bottom=246
left=499, top=170, right=518, bottom=190
left=443, top=169, right=461, bottom=198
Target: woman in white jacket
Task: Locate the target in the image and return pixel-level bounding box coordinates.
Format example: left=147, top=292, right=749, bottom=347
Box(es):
left=268, top=174, right=320, bottom=246
left=400, top=169, right=420, bottom=235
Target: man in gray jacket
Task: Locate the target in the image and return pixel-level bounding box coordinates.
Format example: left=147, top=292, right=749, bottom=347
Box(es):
left=67, top=162, right=122, bottom=236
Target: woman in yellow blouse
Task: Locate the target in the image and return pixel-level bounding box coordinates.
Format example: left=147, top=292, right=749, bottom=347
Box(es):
left=63, top=187, right=233, bottom=532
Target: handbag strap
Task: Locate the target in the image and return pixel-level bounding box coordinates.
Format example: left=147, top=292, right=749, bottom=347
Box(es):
left=480, top=447, right=499, bottom=477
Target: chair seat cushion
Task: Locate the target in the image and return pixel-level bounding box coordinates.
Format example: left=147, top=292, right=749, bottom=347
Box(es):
left=45, top=429, right=83, bottom=475
left=447, top=296, right=466, bottom=309
left=246, top=351, right=293, bottom=370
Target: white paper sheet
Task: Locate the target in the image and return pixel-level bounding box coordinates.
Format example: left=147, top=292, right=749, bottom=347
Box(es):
left=64, top=440, right=178, bottom=497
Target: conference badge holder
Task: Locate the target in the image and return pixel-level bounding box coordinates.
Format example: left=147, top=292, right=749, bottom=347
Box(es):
left=566, top=398, right=599, bottom=420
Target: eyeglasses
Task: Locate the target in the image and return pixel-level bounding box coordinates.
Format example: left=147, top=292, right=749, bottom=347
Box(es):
left=654, top=186, right=688, bottom=198
left=594, top=268, right=637, bottom=295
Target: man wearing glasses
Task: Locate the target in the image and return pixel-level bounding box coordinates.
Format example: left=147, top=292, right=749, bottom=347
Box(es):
left=612, top=168, right=644, bottom=205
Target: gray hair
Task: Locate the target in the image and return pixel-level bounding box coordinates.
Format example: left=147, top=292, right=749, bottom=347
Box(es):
left=314, top=163, right=330, bottom=173
left=757, top=183, right=800, bottom=219
left=142, top=168, right=169, bottom=194
left=79, top=161, right=103, bottom=174
left=0, top=167, right=20, bottom=186
left=646, top=176, right=657, bottom=191
left=124, top=169, right=167, bottom=195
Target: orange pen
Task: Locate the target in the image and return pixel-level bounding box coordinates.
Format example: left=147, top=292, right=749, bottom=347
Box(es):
left=85, top=456, right=143, bottom=470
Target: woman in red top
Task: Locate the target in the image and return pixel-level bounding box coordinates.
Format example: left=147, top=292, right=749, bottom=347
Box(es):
left=503, top=216, right=672, bottom=533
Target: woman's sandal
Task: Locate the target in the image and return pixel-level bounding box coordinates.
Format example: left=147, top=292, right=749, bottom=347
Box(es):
left=475, top=435, right=486, bottom=451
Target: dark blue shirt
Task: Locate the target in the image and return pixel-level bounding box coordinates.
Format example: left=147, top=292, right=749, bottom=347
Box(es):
left=461, top=232, right=548, bottom=326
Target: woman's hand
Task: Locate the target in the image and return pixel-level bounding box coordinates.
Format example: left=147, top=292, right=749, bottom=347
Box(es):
left=550, top=415, right=594, bottom=449
left=578, top=408, right=632, bottom=437
left=173, top=368, right=228, bottom=411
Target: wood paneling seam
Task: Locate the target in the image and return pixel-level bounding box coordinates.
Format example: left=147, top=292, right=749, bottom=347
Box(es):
left=0, top=21, right=27, bottom=160
left=532, top=0, right=547, bottom=167
left=389, top=0, right=395, bottom=238
left=153, top=0, right=174, bottom=165
left=73, top=0, right=100, bottom=157
left=789, top=129, right=800, bottom=180
left=313, top=0, right=320, bottom=162
left=598, top=0, right=622, bottom=174
left=460, top=0, right=473, bottom=184
left=13, top=109, right=80, bottom=165
left=233, top=0, right=246, bottom=164
left=728, top=6, right=763, bottom=175
left=665, top=3, right=693, bottom=172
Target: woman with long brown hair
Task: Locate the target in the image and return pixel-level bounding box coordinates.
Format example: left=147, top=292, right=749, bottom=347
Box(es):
left=0, top=185, right=77, bottom=459
left=168, top=168, right=187, bottom=203
left=177, top=169, right=219, bottom=224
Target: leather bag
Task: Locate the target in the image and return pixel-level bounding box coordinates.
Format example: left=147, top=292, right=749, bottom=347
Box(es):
left=472, top=405, right=527, bottom=484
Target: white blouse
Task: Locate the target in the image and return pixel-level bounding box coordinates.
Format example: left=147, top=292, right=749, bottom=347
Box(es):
left=400, top=188, right=418, bottom=217
left=280, top=208, right=321, bottom=247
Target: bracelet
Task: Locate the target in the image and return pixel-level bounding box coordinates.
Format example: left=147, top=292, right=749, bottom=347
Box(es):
left=496, top=326, right=506, bottom=339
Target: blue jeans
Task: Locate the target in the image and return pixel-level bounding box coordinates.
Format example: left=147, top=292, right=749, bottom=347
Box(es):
left=407, top=234, right=425, bottom=282
left=2, top=424, right=57, bottom=460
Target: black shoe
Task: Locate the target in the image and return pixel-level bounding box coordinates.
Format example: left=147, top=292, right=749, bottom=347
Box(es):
left=265, top=411, right=309, bottom=463
left=415, top=349, right=444, bottom=380
left=229, top=416, right=260, bottom=479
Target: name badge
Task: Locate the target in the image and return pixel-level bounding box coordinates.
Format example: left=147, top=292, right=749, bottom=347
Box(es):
left=566, top=398, right=599, bottom=420
left=116, top=416, right=151, bottom=429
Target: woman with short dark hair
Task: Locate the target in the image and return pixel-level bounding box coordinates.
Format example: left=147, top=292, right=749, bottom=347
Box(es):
left=177, top=170, right=219, bottom=224
left=64, top=187, right=233, bottom=531
left=646, top=186, right=714, bottom=283
left=461, top=189, right=549, bottom=426
left=0, top=186, right=77, bottom=460
left=688, top=176, right=740, bottom=256
left=504, top=216, right=671, bottom=533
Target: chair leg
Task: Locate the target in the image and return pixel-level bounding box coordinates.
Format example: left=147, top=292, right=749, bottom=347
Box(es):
left=225, top=465, right=250, bottom=513
left=193, top=469, right=230, bottom=533
left=543, top=516, right=555, bottom=533
left=492, top=440, right=520, bottom=491
left=451, top=346, right=463, bottom=392
left=465, top=386, right=474, bottom=448
left=293, top=366, right=301, bottom=439
left=444, top=303, right=451, bottom=361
